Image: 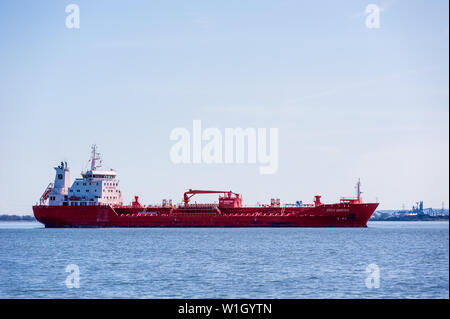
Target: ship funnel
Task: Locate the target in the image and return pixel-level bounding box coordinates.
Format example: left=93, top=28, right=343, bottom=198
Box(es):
left=314, top=195, right=322, bottom=206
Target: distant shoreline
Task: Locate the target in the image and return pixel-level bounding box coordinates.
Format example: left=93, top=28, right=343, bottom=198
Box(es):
left=0, top=215, right=36, bottom=221
left=370, top=216, right=449, bottom=222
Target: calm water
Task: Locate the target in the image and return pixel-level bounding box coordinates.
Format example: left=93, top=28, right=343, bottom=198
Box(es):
left=0, top=221, right=448, bottom=298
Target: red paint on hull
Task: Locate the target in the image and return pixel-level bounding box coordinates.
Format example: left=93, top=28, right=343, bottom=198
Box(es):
left=33, top=202, right=378, bottom=228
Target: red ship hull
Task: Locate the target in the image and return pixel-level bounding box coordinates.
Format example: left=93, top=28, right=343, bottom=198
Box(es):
left=33, top=202, right=378, bottom=228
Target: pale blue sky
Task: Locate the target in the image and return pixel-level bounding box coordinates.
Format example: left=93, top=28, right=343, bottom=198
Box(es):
left=0, top=0, right=448, bottom=214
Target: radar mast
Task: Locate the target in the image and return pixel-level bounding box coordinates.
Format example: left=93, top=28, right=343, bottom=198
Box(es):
left=90, top=144, right=102, bottom=171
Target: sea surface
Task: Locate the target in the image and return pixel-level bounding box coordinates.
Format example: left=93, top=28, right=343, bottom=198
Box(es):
left=0, top=221, right=448, bottom=298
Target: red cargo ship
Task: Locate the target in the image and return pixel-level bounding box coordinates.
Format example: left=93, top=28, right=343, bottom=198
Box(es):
left=33, top=146, right=378, bottom=227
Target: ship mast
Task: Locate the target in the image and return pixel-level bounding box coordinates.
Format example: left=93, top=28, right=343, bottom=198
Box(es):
left=90, top=145, right=102, bottom=171
left=356, top=178, right=362, bottom=201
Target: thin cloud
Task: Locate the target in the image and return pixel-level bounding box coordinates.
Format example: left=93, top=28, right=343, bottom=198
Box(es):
left=192, top=19, right=209, bottom=26
left=204, top=106, right=268, bottom=113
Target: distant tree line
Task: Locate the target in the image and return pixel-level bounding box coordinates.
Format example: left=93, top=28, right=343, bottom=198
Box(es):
left=0, top=214, right=36, bottom=221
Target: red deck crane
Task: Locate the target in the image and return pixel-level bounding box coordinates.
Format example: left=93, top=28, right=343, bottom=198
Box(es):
left=183, top=189, right=241, bottom=207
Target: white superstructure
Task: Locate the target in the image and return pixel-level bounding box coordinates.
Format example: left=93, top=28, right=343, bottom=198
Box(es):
left=46, top=145, right=123, bottom=207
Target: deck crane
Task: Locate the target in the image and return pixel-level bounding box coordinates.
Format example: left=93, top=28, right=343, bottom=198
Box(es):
left=183, top=189, right=241, bottom=206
